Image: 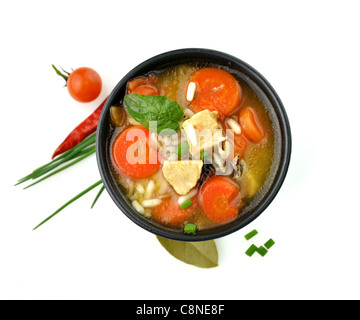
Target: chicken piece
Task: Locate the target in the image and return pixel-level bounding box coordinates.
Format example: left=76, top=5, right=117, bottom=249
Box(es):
left=182, top=110, right=221, bottom=156
left=162, top=160, right=203, bottom=195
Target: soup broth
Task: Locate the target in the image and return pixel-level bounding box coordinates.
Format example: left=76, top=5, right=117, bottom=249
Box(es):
left=109, top=64, right=276, bottom=232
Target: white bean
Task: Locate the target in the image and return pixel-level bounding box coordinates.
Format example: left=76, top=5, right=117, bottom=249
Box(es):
left=132, top=200, right=145, bottom=215
left=186, top=82, right=196, bottom=102
left=142, top=199, right=162, bottom=208
left=178, top=188, right=198, bottom=205
left=226, top=118, right=242, bottom=135
left=187, top=123, right=197, bottom=146
left=144, top=180, right=155, bottom=199
left=135, top=183, right=145, bottom=194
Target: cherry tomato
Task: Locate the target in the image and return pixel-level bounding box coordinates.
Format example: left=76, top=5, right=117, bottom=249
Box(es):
left=67, top=67, right=102, bottom=103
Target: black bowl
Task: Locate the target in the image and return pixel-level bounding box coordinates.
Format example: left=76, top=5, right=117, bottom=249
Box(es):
left=96, top=48, right=291, bottom=241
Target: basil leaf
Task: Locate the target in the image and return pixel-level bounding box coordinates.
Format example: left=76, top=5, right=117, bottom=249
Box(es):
left=124, top=94, right=185, bottom=135
left=157, top=236, right=219, bottom=268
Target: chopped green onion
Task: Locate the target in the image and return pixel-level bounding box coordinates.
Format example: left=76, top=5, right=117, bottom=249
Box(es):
left=200, top=150, right=209, bottom=162
left=256, top=246, right=268, bottom=257
left=264, top=238, right=275, bottom=250
left=245, top=244, right=258, bottom=257
left=184, top=223, right=197, bottom=234
left=177, top=142, right=189, bottom=157
left=244, top=229, right=258, bottom=240
left=180, top=199, right=193, bottom=210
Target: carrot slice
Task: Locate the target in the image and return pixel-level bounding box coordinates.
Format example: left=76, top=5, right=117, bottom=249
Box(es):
left=239, top=107, right=265, bottom=143
left=127, top=75, right=158, bottom=95
left=152, top=195, right=198, bottom=227
left=132, top=85, right=158, bottom=95
left=234, top=133, right=249, bottom=157
left=112, top=125, right=161, bottom=179
left=200, top=176, right=241, bottom=224
left=224, top=120, right=249, bottom=157
left=187, top=68, right=242, bottom=118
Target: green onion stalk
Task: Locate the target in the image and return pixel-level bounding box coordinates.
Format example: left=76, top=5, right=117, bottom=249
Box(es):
left=15, top=132, right=104, bottom=230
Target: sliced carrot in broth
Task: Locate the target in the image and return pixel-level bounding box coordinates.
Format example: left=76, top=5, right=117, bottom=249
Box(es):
left=187, top=68, right=242, bottom=118
left=223, top=119, right=249, bottom=157
left=112, top=125, right=161, bottom=179
left=152, top=195, right=198, bottom=227
left=200, top=176, right=241, bottom=224
left=234, top=132, right=249, bottom=157
left=239, top=107, right=265, bottom=143
left=132, top=85, right=158, bottom=95
left=127, top=75, right=158, bottom=95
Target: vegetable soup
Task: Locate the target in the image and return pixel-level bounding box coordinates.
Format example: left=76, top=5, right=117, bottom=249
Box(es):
left=108, top=64, right=276, bottom=233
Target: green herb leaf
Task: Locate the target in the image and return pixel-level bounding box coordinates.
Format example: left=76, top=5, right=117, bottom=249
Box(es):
left=124, top=94, right=185, bottom=135
left=156, top=236, right=218, bottom=268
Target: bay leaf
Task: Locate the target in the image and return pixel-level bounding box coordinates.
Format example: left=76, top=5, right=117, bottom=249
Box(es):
left=156, top=236, right=218, bottom=268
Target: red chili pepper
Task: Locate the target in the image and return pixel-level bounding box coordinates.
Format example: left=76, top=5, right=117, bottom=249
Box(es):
left=52, top=97, right=107, bottom=159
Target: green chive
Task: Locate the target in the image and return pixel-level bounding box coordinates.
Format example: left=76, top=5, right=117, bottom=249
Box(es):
left=256, top=246, right=268, bottom=257
left=91, top=185, right=105, bottom=209
left=33, top=180, right=103, bottom=230
left=24, top=133, right=96, bottom=180
left=15, top=133, right=96, bottom=187
left=23, top=148, right=96, bottom=189
left=244, top=229, right=258, bottom=240
left=177, top=142, right=189, bottom=157
left=184, top=224, right=197, bottom=234
left=245, top=244, right=258, bottom=257
left=264, top=238, right=275, bottom=250
left=180, top=199, right=193, bottom=210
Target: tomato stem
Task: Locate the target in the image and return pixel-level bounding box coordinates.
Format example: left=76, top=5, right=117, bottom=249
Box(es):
left=52, top=64, right=69, bottom=83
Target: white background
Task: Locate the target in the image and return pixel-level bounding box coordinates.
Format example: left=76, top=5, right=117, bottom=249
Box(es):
left=1, top=0, right=359, bottom=300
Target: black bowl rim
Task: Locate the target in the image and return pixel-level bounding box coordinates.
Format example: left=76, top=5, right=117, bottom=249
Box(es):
left=96, top=48, right=292, bottom=242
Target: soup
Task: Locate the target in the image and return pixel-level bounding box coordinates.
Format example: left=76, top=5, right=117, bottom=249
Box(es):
left=108, top=64, right=275, bottom=233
